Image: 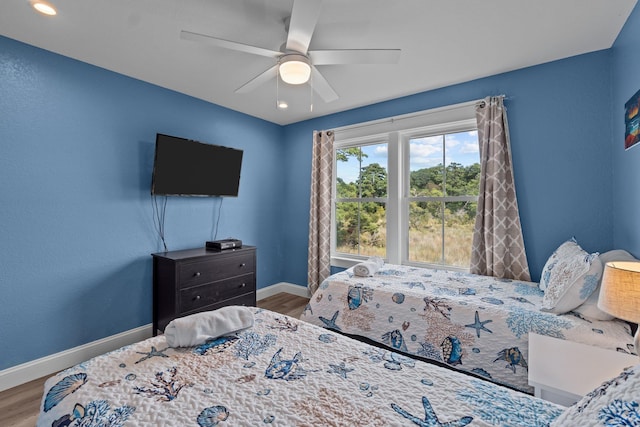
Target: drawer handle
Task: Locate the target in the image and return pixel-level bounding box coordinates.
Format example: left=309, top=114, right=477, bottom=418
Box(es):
left=239, top=263, right=246, bottom=268
left=194, top=272, right=201, bottom=277
left=194, top=295, right=201, bottom=301
left=240, top=283, right=246, bottom=288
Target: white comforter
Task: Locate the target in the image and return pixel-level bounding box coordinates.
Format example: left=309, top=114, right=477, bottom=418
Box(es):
left=37, top=307, right=564, bottom=426
left=301, top=264, right=635, bottom=393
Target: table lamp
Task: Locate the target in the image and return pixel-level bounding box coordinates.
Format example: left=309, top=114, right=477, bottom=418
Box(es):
left=598, top=261, right=640, bottom=356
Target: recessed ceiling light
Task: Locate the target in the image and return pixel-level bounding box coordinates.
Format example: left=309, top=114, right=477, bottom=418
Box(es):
left=31, top=0, right=57, bottom=16
left=277, top=101, right=289, bottom=110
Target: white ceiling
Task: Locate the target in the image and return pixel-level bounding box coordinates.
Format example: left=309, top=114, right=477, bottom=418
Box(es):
left=1, top=0, right=636, bottom=125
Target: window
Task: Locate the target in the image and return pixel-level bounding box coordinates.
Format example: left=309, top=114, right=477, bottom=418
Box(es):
left=335, top=141, right=389, bottom=258
left=406, top=132, right=480, bottom=268
left=331, top=102, right=480, bottom=271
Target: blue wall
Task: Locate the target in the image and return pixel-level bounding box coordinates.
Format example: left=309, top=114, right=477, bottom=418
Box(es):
left=611, top=3, right=640, bottom=256
left=3, top=2, right=639, bottom=371
left=282, top=50, right=614, bottom=286
left=0, top=36, right=285, bottom=370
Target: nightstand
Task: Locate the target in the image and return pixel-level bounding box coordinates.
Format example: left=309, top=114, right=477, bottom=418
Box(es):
left=528, top=333, right=637, bottom=407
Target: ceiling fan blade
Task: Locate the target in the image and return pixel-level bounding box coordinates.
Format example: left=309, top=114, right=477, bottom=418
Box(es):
left=286, top=0, right=323, bottom=54
left=235, top=65, right=279, bottom=94
left=311, top=66, right=338, bottom=103
left=180, top=30, right=281, bottom=59
left=309, top=49, right=401, bottom=65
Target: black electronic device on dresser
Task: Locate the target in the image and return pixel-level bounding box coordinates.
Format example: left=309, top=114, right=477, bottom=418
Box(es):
left=151, top=246, right=256, bottom=335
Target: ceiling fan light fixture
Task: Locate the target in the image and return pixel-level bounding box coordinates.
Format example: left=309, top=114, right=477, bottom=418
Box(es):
left=30, top=0, right=57, bottom=15
left=279, top=54, right=311, bottom=85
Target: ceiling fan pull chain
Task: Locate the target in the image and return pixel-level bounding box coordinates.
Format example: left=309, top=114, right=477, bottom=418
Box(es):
left=276, top=66, right=280, bottom=109
left=309, top=72, right=314, bottom=112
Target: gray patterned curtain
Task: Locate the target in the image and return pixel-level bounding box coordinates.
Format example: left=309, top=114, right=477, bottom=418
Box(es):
left=470, top=96, right=531, bottom=281
left=307, top=130, right=334, bottom=295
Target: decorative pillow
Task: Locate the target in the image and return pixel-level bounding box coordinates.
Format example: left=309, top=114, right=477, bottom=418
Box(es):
left=573, top=250, right=637, bottom=321
left=540, top=238, right=602, bottom=314
left=551, top=364, right=640, bottom=426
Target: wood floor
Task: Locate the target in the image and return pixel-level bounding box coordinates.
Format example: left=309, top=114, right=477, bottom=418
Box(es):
left=0, top=293, right=309, bottom=427
left=258, top=292, right=309, bottom=319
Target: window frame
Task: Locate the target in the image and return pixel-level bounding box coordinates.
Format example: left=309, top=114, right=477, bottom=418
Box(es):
left=330, top=100, right=480, bottom=271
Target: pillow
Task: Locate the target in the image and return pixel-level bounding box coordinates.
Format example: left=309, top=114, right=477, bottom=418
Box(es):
left=551, top=363, right=640, bottom=426
left=540, top=238, right=602, bottom=314
left=573, top=250, right=637, bottom=321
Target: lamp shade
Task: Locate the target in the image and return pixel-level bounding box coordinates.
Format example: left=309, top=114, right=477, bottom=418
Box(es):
left=598, top=261, right=640, bottom=323
left=279, top=54, right=311, bottom=85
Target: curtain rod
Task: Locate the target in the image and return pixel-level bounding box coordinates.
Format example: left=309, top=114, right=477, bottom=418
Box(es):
left=330, top=96, right=507, bottom=134
left=478, top=94, right=511, bottom=109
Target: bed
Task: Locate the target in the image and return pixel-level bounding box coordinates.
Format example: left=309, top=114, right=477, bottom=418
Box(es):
left=300, top=259, right=636, bottom=394
left=37, top=306, right=571, bottom=427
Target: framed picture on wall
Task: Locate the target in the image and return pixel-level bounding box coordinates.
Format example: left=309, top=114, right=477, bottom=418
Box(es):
left=624, top=89, right=640, bottom=150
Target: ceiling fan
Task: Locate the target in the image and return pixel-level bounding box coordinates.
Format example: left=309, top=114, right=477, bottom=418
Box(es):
left=180, top=0, right=401, bottom=103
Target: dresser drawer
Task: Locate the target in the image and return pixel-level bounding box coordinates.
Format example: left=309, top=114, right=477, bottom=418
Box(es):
left=178, top=252, right=255, bottom=288
left=182, top=291, right=257, bottom=318
left=180, top=274, right=255, bottom=313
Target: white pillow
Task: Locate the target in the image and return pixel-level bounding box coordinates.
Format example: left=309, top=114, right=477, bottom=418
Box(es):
left=540, top=238, right=602, bottom=314
left=551, top=364, right=640, bottom=426
left=573, top=250, right=638, bottom=321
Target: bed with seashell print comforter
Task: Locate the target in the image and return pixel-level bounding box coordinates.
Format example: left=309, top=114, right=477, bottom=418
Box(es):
left=301, top=264, right=636, bottom=394
left=37, top=307, right=565, bottom=427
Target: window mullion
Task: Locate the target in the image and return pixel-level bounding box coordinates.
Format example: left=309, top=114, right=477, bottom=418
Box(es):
left=387, top=132, right=401, bottom=264
left=399, top=132, right=410, bottom=265
left=441, top=135, right=446, bottom=264
left=357, top=148, right=363, bottom=256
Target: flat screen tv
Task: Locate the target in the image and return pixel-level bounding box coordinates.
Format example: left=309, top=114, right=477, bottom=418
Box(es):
left=151, top=133, right=243, bottom=197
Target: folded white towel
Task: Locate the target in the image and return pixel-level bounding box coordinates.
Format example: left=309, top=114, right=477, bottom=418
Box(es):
left=164, top=306, right=254, bottom=347
left=353, top=257, right=384, bottom=277
left=370, top=256, right=384, bottom=268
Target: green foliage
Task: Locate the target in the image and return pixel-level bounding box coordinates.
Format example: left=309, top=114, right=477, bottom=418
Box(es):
left=336, top=147, right=367, bottom=163
left=357, top=163, right=387, bottom=197
left=335, top=148, right=481, bottom=264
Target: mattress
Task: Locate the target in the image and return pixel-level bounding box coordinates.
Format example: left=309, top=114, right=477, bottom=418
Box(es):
left=37, top=307, right=564, bottom=426
left=301, top=264, right=635, bottom=393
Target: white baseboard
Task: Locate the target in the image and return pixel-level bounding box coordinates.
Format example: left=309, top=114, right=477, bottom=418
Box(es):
left=257, top=282, right=311, bottom=300
left=0, top=324, right=152, bottom=392
left=1, top=283, right=308, bottom=392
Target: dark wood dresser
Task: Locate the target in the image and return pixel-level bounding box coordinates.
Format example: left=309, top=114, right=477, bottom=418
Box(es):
left=151, top=246, right=256, bottom=335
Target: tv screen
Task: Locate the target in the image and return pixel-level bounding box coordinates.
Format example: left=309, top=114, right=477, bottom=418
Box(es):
left=151, top=134, right=243, bottom=197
